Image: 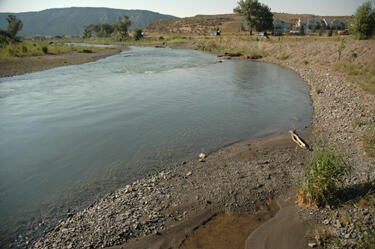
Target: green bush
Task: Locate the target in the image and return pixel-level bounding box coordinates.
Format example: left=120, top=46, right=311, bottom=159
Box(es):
left=133, top=28, right=143, bottom=41
left=42, top=46, right=48, bottom=54
left=297, top=146, right=351, bottom=208
left=21, top=45, right=27, bottom=53
left=350, top=1, right=375, bottom=40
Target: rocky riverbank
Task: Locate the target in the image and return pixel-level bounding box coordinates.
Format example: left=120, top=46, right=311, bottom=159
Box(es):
left=21, top=38, right=375, bottom=249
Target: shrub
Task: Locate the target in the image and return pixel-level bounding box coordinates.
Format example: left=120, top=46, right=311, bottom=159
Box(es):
left=328, top=28, right=333, bottom=37
left=337, top=38, right=346, bottom=61
left=316, top=88, right=323, bottom=94
left=21, top=45, right=27, bottom=53
left=362, top=127, right=375, bottom=157
left=159, top=36, right=164, bottom=40
left=297, top=146, right=351, bottom=208
left=133, top=28, right=143, bottom=41
left=42, top=46, right=48, bottom=54
left=350, top=1, right=375, bottom=40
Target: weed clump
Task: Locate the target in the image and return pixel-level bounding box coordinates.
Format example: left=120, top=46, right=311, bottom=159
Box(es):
left=362, top=127, right=375, bottom=157
left=297, top=146, right=351, bottom=208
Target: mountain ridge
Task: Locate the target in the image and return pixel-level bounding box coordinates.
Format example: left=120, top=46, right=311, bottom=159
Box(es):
left=0, top=7, right=177, bottom=36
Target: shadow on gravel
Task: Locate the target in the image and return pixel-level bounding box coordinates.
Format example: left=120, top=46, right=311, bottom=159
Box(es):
left=336, top=180, right=375, bottom=206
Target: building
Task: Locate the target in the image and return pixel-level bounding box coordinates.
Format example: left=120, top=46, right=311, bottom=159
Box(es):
left=273, top=18, right=291, bottom=35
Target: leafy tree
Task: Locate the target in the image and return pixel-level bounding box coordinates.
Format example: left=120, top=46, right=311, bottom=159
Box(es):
left=83, top=25, right=95, bottom=38
left=6, top=15, right=23, bottom=39
left=114, top=15, right=131, bottom=41
left=0, top=15, right=23, bottom=45
left=234, top=0, right=273, bottom=35
left=133, top=28, right=144, bottom=41
left=95, top=24, right=114, bottom=37
left=350, top=1, right=375, bottom=40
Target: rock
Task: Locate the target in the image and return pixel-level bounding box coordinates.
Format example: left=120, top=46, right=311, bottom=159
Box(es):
left=308, top=242, right=317, bottom=248
left=199, top=153, right=206, bottom=159
left=186, top=172, right=192, bottom=177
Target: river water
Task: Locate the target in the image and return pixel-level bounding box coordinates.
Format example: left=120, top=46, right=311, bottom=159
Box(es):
left=0, top=46, right=312, bottom=244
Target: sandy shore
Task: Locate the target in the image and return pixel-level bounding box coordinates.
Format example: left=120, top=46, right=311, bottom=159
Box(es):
left=5, top=39, right=374, bottom=248
left=0, top=48, right=122, bottom=78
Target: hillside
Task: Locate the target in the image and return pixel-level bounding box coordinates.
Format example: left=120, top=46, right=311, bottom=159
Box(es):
left=0, top=7, right=176, bottom=36
left=145, top=13, right=351, bottom=34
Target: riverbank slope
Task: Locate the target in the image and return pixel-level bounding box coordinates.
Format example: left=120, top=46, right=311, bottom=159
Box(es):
left=19, top=36, right=375, bottom=248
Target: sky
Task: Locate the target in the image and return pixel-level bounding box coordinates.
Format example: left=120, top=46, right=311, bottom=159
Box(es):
left=0, top=0, right=373, bottom=17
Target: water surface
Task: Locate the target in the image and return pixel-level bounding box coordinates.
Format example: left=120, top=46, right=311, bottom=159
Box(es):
left=0, top=46, right=312, bottom=243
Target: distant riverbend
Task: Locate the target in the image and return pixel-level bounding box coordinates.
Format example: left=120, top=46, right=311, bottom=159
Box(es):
left=0, top=46, right=312, bottom=245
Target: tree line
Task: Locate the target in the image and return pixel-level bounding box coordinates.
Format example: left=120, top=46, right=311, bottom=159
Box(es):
left=82, top=15, right=144, bottom=41
left=234, top=0, right=375, bottom=40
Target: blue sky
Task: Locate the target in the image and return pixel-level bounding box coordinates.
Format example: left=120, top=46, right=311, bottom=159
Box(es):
left=0, top=0, right=372, bottom=17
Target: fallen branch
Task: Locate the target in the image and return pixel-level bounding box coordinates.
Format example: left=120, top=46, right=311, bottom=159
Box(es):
left=289, top=130, right=310, bottom=150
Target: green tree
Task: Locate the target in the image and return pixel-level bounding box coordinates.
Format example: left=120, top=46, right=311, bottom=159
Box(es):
left=234, top=0, right=273, bottom=35
left=350, top=1, right=375, bottom=40
left=114, top=15, right=131, bottom=41
left=6, top=15, right=23, bottom=39
left=83, top=24, right=96, bottom=38
left=133, top=28, right=144, bottom=41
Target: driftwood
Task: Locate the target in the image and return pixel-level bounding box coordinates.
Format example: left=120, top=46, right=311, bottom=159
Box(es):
left=289, top=130, right=310, bottom=150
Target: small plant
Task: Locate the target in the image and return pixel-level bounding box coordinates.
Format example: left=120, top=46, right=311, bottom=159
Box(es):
left=316, top=88, right=323, bottom=94
left=299, top=24, right=305, bottom=35
left=352, top=117, right=368, bottom=128
left=297, top=146, right=351, bottom=208
left=21, top=45, right=27, bottom=53
left=351, top=51, right=358, bottom=62
left=337, top=38, right=346, bottom=61
left=42, top=46, right=48, bottom=54
left=277, top=54, right=289, bottom=60
left=304, top=60, right=309, bottom=65
left=362, top=126, right=375, bottom=157
left=328, top=28, right=333, bottom=37
left=159, top=36, right=164, bottom=40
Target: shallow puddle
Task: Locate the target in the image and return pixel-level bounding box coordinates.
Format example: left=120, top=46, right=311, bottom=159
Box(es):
left=180, top=201, right=279, bottom=249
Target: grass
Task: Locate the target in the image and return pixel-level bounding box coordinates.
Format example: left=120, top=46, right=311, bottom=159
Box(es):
left=277, top=54, right=289, bottom=60
left=0, top=40, right=105, bottom=60
left=334, top=62, right=375, bottom=94
left=362, top=126, right=375, bottom=157
left=297, top=146, right=351, bottom=208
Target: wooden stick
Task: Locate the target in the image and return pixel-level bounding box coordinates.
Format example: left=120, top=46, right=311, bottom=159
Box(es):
left=289, top=130, right=309, bottom=150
